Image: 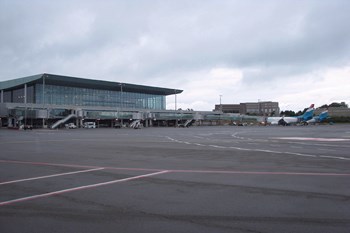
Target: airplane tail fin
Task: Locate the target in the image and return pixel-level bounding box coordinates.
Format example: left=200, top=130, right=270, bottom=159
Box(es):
left=306, top=109, right=329, bottom=124
left=318, top=110, right=329, bottom=122
left=301, top=104, right=315, bottom=121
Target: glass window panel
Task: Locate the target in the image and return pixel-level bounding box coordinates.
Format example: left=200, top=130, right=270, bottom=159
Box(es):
left=32, top=84, right=167, bottom=110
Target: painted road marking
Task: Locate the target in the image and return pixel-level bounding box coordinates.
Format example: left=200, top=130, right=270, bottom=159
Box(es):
left=0, top=159, right=163, bottom=172
left=286, top=141, right=350, bottom=148
left=167, top=169, right=350, bottom=176
left=273, top=137, right=350, bottom=142
left=165, top=136, right=350, bottom=161
left=0, top=170, right=169, bottom=206
left=209, top=145, right=226, bottom=148
left=320, top=155, right=349, bottom=160
left=1, top=159, right=349, bottom=179
left=0, top=168, right=104, bottom=185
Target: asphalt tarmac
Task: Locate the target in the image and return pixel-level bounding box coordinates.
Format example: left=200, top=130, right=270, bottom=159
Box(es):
left=1, top=125, right=350, bottom=233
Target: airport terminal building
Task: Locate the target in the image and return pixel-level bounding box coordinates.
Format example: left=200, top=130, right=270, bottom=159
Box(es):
left=0, top=73, right=187, bottom=128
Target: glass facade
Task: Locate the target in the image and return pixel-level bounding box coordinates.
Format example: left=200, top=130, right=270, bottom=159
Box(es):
left=35, top=84, right=166, bottom=110
left=3, top=85, right=34, bottom=103
left=85, top=111, right=133, bottom=119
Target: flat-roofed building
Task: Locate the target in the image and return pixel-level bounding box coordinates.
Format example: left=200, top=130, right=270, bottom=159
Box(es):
left=215, top=101, right=279, bottom=116
left=214, top=104, right=240, bottom=113
left=241, top=101, right=279, bottom=116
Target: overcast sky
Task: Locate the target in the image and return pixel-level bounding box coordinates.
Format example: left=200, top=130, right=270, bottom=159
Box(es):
left=1, top=0, right=349, bottom=111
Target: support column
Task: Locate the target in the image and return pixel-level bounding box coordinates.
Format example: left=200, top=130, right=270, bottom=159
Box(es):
left=24, top=84, right=27, bottom=104
left=0, top=89, right=3, bottom=103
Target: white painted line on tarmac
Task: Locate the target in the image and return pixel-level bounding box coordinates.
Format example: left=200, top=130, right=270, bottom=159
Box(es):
left=273, top=137, right=350, bottom=142
left=283, top=152, right=317, bottom=157
left=253, top=149, right=280, bottom=154
left=230, top=147, right=251, bottom=151
left=288, top=141, right=350, bottom=148
left=165, top=136, right=350, bottom=160
left=209, top=145, right=226, bottom=148
left=320, top=155, right=350, bottom=160
left=169, top=169, right=350, bottom=176
left=0, top=170, right=169, bottom=207
left=0, top=168, right=105, bottom=186
left=194, top=143, right=205, bottom=146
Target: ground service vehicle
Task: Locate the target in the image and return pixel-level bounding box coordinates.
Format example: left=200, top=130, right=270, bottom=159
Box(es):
left=84, top=122, right=96, bottom=129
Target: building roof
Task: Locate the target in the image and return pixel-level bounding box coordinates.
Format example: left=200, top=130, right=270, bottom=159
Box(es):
left=0, top=73, right=183, bottom=96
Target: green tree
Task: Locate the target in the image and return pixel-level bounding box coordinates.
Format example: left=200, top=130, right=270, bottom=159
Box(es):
left=281, top=110, right=296, bottom=116
left=329, top=102, right=348, bottom=108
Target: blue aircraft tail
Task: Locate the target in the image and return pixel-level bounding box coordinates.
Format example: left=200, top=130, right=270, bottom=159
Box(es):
left=306, top=109, right=329, bottom=124
left=318, top=110, right=329, bottom=122
left=298, top=104, right=315, bottom=121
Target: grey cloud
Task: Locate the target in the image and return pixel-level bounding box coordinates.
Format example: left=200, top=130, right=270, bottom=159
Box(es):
left=1, top=0, right=350, bottom=85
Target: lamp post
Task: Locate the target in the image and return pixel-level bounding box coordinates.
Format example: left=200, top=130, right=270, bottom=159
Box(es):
left=219, top=95, right=223, bottom=125
left=175, top=89, right=178, bottom=127
left=119, top=83, right=123, bottom=126
left=175, top=89, right=177, bottom=111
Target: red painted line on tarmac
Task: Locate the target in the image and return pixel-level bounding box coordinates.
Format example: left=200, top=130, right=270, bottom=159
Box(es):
left=0, top=168, right=104, bottom=185
left=0, top=159, right=99, bottom=169
left=0, top=160, right=162, bottom=172
left=1, top=159, right=349, bottom=177
left=0, top=170, right=169, bottom=207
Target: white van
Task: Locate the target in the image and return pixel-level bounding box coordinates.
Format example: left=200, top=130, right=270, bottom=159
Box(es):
left=84, top=122, right=96, bottom=129
left=65, top=123, right=77, bottom=129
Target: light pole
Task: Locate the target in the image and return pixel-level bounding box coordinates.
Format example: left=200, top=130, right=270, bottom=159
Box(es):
left=219, top=95, right=222, bottom=125
left=24, top=84, right=27, bottom=126
left=219, top=95, right=222, bottom=112
left=119, top=83, right=123, bottom=126
left=175, top=89, right=177, bottom=111
left=175, top=89, right=178, bottom=127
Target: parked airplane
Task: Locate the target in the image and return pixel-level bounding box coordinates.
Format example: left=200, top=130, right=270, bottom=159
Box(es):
left=306, top=109, right=329, bottom=124
left=267, top=104, right=315, bottom=126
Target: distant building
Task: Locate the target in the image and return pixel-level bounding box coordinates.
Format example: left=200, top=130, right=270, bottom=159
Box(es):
left=215, top=101, right=279, bottom=116
left=214, top=104, right=240, bottom=113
